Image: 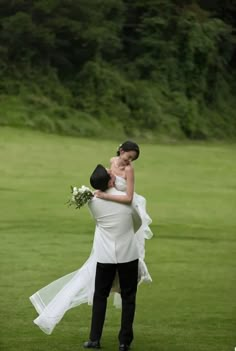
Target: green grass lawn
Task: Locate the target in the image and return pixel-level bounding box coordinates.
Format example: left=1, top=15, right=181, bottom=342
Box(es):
left=0, top=127, right=235, bottom=351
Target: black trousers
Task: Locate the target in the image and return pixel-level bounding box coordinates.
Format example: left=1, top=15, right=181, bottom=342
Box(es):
left=89, top=259, right=139, bottom=345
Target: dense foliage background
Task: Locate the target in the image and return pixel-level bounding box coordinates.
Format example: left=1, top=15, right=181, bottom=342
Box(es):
left=0, top=0, right=235, bottom=140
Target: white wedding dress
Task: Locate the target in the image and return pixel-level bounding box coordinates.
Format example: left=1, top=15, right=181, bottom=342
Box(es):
left=29, top=176, right=153, bottom=335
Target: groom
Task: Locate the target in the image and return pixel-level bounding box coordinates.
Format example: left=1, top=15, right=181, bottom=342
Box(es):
left=83, top=164, right=141, bottom=351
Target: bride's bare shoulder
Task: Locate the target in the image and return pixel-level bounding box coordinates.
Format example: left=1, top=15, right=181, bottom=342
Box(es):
left=125, top=164, right=134, bottom=173
left=110, top=157, right=116, bottom=163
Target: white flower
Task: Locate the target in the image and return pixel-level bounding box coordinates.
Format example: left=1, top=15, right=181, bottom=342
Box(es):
left=79, top=185, right=89, bottom=193
left=73, top=187, right=79, bottom=195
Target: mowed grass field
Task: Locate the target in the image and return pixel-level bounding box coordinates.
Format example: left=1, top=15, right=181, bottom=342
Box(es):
left=0, top=127, right=235, bottom=351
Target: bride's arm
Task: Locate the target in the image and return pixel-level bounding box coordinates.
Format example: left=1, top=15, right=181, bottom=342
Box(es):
left=95, top=166, right=134, bottom=204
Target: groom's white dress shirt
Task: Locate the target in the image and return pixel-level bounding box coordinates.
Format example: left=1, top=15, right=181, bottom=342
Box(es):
left=88, top=187, right=141, bottom=264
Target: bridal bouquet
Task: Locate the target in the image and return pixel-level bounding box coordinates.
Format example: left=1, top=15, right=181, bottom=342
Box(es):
left=68, top=185, right=94, bottom=209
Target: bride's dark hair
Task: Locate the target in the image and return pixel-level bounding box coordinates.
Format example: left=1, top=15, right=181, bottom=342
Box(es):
left=116, top=141, right=140, bottom=160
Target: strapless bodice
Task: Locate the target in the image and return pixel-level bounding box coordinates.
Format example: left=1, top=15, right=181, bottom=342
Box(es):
left=115, top=175, right=127, bottom=192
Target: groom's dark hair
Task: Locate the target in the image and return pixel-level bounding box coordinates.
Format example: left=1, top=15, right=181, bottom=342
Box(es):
left=90, top=164, right=111, bottom=191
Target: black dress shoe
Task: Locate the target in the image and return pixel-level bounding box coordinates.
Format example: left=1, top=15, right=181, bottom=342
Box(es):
left=83, top=340, right=101, bottom=349
left=119, top=344, right=130, bottom=351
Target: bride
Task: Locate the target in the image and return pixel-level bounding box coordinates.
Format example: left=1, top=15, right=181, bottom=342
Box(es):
left=29, top=141, right=153, bottom=335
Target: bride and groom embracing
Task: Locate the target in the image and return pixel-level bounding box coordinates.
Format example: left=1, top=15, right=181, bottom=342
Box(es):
left=30, top=141, right=153, bottom=351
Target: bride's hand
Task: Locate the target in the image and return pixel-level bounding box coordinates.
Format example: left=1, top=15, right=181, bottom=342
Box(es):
left=94, top=190, right=106, bottom=199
